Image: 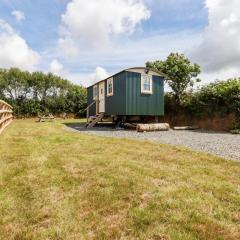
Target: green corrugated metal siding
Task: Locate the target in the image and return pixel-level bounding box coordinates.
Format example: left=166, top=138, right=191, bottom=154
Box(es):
left=125, top=71, right=164, bottom=116
left=87, top=86, right=96, bottom=116
left=105, top=72, right=126, bottom=115
left=87, top=70, right=164, bottom=117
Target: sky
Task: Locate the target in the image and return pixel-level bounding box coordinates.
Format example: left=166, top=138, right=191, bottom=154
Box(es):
left=0, top=0, right=239, bottom=87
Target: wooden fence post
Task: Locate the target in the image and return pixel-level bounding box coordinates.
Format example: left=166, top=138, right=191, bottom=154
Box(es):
left=0, top=100, right=13, bottom=134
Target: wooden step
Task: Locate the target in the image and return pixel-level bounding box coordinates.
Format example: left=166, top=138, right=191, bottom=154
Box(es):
left=86, top=113, right=104, bottom=128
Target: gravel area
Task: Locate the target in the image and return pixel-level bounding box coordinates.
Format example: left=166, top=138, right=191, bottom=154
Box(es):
left=66, top=123, right=240, bottom=161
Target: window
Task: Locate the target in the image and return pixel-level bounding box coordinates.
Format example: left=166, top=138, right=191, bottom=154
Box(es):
left=141, top=74, right=152, bottom=94
left=93, top=85, right=98, bottom=100
left=107, top=78, right=113, bottom=96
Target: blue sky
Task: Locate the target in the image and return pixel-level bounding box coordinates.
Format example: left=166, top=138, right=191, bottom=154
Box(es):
left=0, top=0, right=239, bottom=86
left=0, top=0, right=207, bottom=48
left=0, top=0, right=67, bottom=50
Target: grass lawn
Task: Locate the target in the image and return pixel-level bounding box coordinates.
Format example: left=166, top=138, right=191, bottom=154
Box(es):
left=0, top=119, right=240, bottom=240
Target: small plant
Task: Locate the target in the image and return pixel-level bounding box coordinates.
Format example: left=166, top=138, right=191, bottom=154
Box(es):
left=231, top=117, right=240, bottom=134
left=230, top=129, right=240, bottom=134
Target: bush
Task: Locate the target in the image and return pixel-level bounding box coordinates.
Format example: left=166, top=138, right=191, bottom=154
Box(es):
left=187, top=78, right=240, bottom=117
left=163, top=78, right=240, bottom=131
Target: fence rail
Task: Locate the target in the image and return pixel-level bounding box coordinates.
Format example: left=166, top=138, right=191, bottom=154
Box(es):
left=0, top=100, right=13, bottom=134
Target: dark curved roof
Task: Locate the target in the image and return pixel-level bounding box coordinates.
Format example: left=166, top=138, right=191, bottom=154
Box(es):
left=88, top=67, right=165, bottom=88
left=126, top=67, right=165, bottom=76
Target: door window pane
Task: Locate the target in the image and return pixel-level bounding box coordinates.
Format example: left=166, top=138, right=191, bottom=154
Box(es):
left=93, top=85, right=97, bottom=100
left=107, top=78, right=113, bottom=96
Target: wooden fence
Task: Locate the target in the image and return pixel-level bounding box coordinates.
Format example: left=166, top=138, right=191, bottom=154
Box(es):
left=0, top=100, right=13, bottom=134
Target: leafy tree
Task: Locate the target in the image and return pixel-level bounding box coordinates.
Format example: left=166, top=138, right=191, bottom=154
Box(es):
left=146, top=53, right=201, bottom=104
left=0, top=68, right=87, bottom=117
left=66, top=85, right=87, bottom=116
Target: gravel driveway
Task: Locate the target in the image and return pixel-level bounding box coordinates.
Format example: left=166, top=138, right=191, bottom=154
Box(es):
left=66, top=123, right=240, bottom=161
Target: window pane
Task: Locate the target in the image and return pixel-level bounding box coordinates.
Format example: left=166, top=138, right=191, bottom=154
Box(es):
left=144, top=83, right=150, bottom=91
left=142, top=74, right=152, bottom=93
left=108, top=79, right=113, bottom=95
left=144, top=78, right=149, bottom=85
left=93, top=86, right=97, bottom=99
left=109, top=82, right=112, bottom=93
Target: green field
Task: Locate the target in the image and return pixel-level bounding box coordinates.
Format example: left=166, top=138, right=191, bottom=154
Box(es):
left=0, top=120, right=240, bottom=240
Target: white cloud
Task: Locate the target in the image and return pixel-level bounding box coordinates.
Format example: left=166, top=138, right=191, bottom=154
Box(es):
left=0, top=19, right=40, bottom=71
left=189, top=0, right=240, bottom=77
left=52, top=30, right=200, bottom=87
left=89, top=67, right=109, bottom=85
left=53, top=0, right=240, bottom=86
left=61, top=72, right=89, bottom=86
left=49, top=59, right=63, bottom=75
left=57, top=67, right=109, bottom=87
left=199, top=67, right=240, bottom=85
left=58, top=37, right=80, bottom=58
left=61, top=30, right=199, bottom=73
left=59, top=0, right=150, bottom=55
left=11, top=10, right=25, bottom=22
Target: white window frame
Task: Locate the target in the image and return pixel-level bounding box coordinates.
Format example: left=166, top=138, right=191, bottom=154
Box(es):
left=107, top=77, right=113, bottom=96
left=93, top=85, right=98, bottom=100
left=141, top=74, right=153, bottom=94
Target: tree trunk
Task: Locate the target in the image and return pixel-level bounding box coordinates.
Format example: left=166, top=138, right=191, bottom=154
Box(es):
left=136, top=123, right=170, bottom=132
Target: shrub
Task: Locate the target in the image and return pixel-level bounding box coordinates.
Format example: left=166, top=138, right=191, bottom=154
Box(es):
left=187, top=78, right=240, bottom=118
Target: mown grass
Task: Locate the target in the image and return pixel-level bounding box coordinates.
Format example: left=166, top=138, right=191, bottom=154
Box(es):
left=0, top=119, right=240, bottom=240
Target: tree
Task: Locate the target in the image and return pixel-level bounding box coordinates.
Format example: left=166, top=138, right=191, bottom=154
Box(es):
left=66, top=85, right=87, bottom=116
left=146, top=53, right=201, bottom=104
left=0, top=68, right=87, bottom=117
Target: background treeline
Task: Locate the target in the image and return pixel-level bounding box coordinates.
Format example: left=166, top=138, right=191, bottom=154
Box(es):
left=0, top=68, right=87, bottom=117
left=165, top=78, right=240, bottom=128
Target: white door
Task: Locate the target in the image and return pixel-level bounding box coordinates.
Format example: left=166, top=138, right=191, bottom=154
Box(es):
left=98, top=82, right=105, bottom=113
